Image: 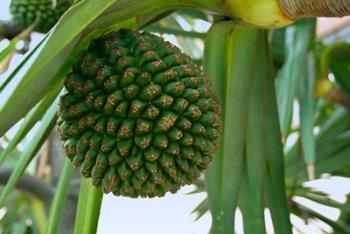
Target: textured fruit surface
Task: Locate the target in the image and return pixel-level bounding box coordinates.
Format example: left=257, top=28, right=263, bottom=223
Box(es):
left=10, top=0, right=70, bottom=33
left=57, top=29, right=221, bottom=198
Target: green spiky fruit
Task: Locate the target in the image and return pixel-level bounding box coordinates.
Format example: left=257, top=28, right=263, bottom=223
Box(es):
left=10, top=0, right=71, bottom=33
left=57, top=29, right=221, bottom=198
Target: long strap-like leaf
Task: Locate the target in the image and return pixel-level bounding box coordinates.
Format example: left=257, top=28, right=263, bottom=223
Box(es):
left=46, top=159, right=75, bottom=234
left=204, top=22, right=292, bottom=234
left=0, top=98, right=59, bottom=207
left=241, top=30, right=268, bottom=234
left=0, top=82, right=62, bottom=165
left=203, top=22, right=235, bottom=232
left=263, top=38, right=293, bottom=233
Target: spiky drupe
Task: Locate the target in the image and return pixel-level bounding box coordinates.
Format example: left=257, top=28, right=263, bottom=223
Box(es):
left=57, top=29, right=221, bottom=198
left=10, top=0, right=70, bottom=33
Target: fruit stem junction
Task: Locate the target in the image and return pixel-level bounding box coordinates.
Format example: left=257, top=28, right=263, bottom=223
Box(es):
left=278, top=0, right=350, bottom=18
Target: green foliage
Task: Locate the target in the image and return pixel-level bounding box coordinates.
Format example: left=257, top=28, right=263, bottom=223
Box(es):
left=0, top=1, right=350, bottom=233
left=47, top=159, right=74, bottom=234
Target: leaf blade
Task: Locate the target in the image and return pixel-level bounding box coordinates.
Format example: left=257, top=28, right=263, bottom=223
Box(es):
left=46, top=159, right=75, bottom=234
left=0, top=98, right=58, bottom=207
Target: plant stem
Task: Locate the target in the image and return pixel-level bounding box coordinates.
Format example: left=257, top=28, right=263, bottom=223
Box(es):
left=0, top=167, right=53, bottom=204
left=74, top=178, right=103, bottom=234
left=279, top=0, right=350, bottom=18
left=0, top=20, right=24, bottom=40
left=46, top=159, right=75, bottom=234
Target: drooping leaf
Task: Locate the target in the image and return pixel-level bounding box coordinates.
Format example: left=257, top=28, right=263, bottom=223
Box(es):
left=263, top=35, right=293, bottom=233
left=0, top=82, right=62, bottom=165
left=46, top=159, right=75, bottom=234
left=191, top=198, right=209, bottom=221
left=276, top=19, right=316, bottom=136
left=297, top=52, right=316, bottom=178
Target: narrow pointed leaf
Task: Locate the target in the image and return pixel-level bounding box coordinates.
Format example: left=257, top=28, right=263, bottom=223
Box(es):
left=0, top=83, right=62, bottom=165
left=0, top=98, right=58, bottom=207
left=47, top=159, right=75, bottom=234
left=203, top=21, right=233, bottom=229
left=0, top=35, right=47, bottom=93
left=276, top=19, right=315, bottom=135
left=298, top=53, right=316, bottom=176
left=263, top=34, right=293, bottom=233
left=242, top=30, right=269, bottom=234
left=191, top=198, right=209, bottom=221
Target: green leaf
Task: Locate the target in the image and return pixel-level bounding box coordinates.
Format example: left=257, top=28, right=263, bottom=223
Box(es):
left=0, top=98, right=58, bottom=207
left=186, top=185, right=206, bottom=195
left=0, top=35, right=48, bottom=93
left=31, top=197, right=47, bottom=234
left=0, top=82, right=62, bottom=165
left=263, top=36, right=293, bottom=233
left=295, top=203, right=350, bottom=233
left=191, top=198, right=209, bottom=221
left=271, top=28, right=286, bottom=66
left=46, top=159, right=75, bottom=234
left=204, top=22, right=256, bottom=234
left=203, top=21, right=234, bottom=230
left=239, top=168, right=263, bottom=234
left=304, top=192, right=345, bottom=209
left=0, top=42, right=16, bottom=75
left=241, top=30, right=269, bottom=234
left=11, top=222, right=27, bottom=234
left=285, top=107, right=350, bottom=184
left=297, top=53, right=316, bottom=177
left=0, top=193, right=23, bottom=229
left=204, top=23, right=279, bottom=234
left=276, top=19, right=316, bottom=136
left=316, top=108, right=350, bottom=148
left=74, top=178, right=103, bottom=234
left=315, top=147, right=350, bottom=177
left=219, top=26, right=263, bottom=234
